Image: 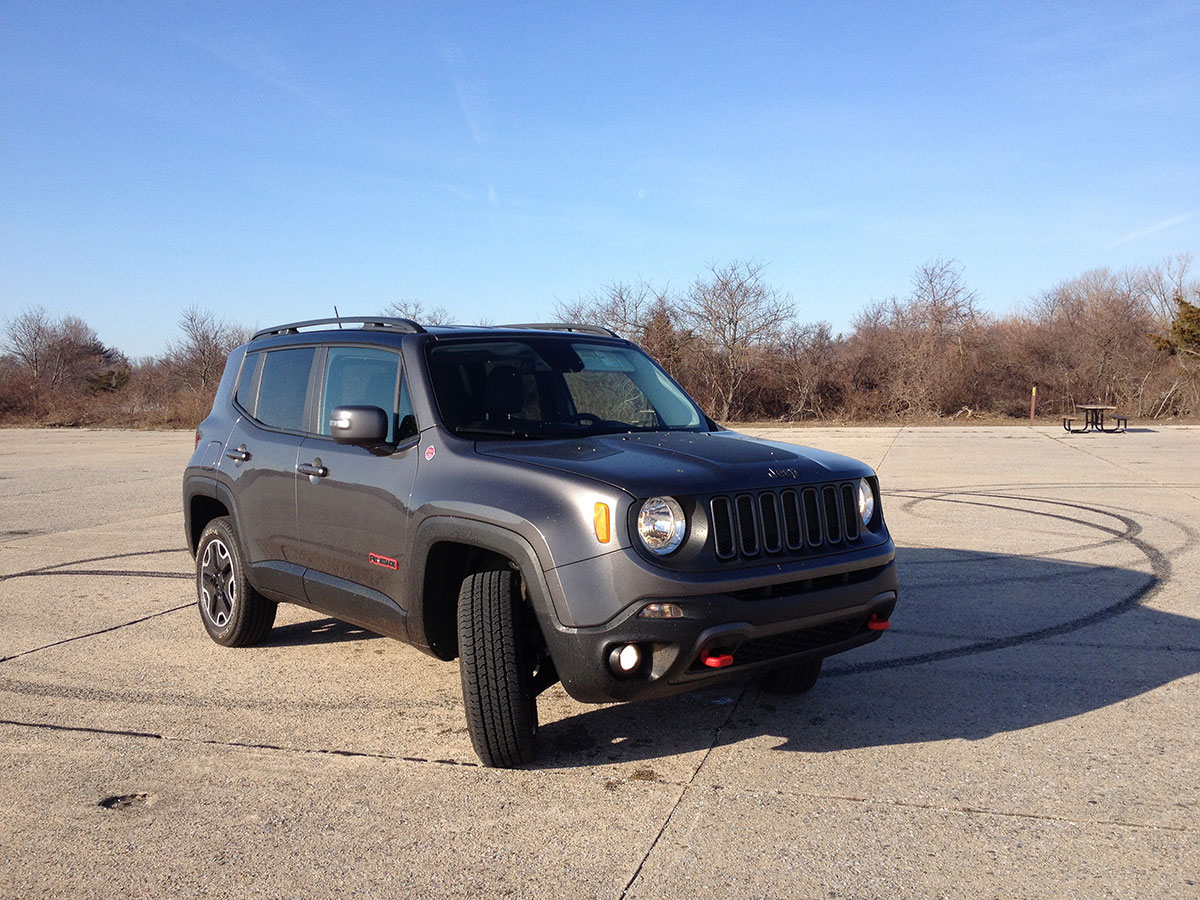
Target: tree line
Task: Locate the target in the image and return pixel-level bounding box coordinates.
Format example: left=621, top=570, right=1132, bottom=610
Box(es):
left=553, top=254, right=1200, bottom=422
left=0, top=307, right=249, bottom=427
left=3, top=254, right=1198, bottom=428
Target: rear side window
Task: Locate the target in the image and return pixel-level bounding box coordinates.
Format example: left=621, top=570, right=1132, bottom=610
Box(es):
left=235, top=352, right=260, bottom=410
left=255, top=347, right=315, bottom=431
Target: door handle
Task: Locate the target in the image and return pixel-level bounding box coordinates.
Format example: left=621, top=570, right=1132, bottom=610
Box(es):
left=296, top=461, right=329, bottom=478
left=225, top=445, right=251, bottom=462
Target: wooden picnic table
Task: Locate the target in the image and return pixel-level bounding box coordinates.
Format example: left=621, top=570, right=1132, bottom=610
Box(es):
left=1064, top=404, right=1125, bottom=433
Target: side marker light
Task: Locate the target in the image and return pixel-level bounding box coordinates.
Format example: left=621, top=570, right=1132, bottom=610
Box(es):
left=593, top=502, right=611, bottom=544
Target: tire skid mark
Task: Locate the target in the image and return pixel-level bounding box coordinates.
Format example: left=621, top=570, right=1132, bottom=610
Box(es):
left=10, top=570, right=190, bottom=580
left=0, top=604, right=192, bottom=663
left=0, top=548, right=192, bottom=663
left=0, top=547, right=188, bottom=584
left=0, top=717, right=479, bottom=768
left=0, top=670, right=458, bottom=712
left=828, top=490, right=1176, bottom=676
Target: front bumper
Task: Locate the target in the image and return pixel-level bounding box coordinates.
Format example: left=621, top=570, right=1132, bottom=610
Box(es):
left=540, top=557, right=899, bottom=703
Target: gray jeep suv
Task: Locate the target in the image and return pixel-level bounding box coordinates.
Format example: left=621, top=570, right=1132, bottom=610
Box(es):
left=183, top=317, right=898, bottom=767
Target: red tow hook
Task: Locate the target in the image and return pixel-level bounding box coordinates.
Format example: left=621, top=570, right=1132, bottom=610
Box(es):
left=700, top=650, right=734, bottom=668
left=867, top=613, right=891, bottom=631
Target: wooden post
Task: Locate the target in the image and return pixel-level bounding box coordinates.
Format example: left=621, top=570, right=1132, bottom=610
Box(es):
left=1030, top=382, right=1038, bottom=423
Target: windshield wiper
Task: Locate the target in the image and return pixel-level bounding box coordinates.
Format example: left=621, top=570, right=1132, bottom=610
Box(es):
left=453, top=425, right=541, bottom=440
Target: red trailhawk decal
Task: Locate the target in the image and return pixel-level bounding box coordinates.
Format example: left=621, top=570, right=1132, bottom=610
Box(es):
left=369, top=552, right=399, bottom=571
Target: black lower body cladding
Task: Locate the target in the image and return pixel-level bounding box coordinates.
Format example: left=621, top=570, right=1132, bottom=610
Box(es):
left=540, top=558, right=899, bottom=703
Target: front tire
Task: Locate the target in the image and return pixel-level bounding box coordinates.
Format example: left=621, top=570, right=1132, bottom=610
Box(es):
left=195, top=516, right=276, bottom=647
left=457, top=569, right=538, bottom=768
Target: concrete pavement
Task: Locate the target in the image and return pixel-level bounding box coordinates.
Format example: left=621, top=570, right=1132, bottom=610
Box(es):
left=1, top=425, right=1197, bottom=898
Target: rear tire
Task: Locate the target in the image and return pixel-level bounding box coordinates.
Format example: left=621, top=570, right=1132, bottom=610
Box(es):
left=457, top=569, right=538, bottom=768
left=755, top=657, right=822, bottom=694
left=195, top=516, right=276, bottom=647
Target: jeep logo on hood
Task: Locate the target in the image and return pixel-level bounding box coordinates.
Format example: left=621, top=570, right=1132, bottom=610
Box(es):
left=767, top=466, right=799, bottom=480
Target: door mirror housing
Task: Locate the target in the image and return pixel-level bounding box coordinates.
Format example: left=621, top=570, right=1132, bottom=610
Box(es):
left=329, top=406, right=390, bottom=445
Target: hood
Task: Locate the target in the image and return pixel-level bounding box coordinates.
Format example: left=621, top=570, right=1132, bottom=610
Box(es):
left=475, top=430, right=874, bottom=498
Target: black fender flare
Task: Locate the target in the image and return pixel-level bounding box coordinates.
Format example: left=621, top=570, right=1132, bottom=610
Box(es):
left=408, top=516, right=562, bottom=659
left=182, top=474, right=239, bottom=556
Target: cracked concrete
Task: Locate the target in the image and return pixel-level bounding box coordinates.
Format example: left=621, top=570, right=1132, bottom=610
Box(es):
left=1, top=425, right=1198, bottom=898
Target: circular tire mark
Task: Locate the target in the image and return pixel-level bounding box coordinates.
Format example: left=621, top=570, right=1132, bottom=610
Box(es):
left=0, top=548, right=193, bottom=663
left=0, top=548, right=190, bottom=583
left=827, top=491, right=1170, bottom=676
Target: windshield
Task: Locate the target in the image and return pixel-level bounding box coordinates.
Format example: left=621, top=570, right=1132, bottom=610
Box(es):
left=427, top=337, right=706, bottom=439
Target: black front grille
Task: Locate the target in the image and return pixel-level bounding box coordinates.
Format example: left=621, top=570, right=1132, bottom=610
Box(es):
left=709, top=482, right=863, bottom=562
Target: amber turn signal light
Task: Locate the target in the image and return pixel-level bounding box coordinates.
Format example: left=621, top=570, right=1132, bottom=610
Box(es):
left=593, top=502, right=611, bottom=544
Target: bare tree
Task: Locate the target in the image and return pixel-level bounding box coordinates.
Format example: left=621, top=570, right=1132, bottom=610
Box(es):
left=167, top=307, right=250, bottom=394
left=777, top=321, right=843, bottom=420
left=383, top=299, right=455, bottom=326
left=1, top=307, right=128, bottom=422
left=682, top=260, right=794, bottom=421
left=1148, top=266, right=1200, bottom=416
left=1141, top=253, right=1195, bottom=331
left=907, top=258, right=980, bottom=338
left=3, top=307, right=121, bottom=387
left=554, top=279, right=667, bottom=340
left=1027, top=267, right=1161, bottom=414
left=837, top=260, right=992, bottom=417
left=3, top=307, right=54, bottom=379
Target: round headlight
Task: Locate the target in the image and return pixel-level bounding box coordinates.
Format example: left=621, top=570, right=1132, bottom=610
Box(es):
left=858, top=478, right=875, bottom=526
left=637, top=496, right=687, bottom=555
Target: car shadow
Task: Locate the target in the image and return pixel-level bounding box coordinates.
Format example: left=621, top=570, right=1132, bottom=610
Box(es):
left=534, top=548, right=1199, bottom=768
left=263, top=616, right=378, bottom=646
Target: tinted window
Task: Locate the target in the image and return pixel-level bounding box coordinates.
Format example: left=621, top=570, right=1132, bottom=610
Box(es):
left=318, top=347, right=402, bottom=442
left=427, top=338, right=704, bottom=438
left=235, top=351, right=260, bottom=412
left=256, top=347, right=314, bottom=431
left=563, top=370, right=656, bottom=427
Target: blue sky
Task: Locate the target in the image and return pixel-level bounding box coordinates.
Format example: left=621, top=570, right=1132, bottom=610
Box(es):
left=2, top=1, right=1198, bottom=359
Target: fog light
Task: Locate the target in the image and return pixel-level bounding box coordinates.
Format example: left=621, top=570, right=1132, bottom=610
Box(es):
left=640, top=602, right=684, bottom=619
left=608, top=643, right=642, bottom=675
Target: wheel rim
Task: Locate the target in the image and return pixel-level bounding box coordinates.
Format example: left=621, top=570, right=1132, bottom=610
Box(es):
left=199, top=538, right=236, bottom=628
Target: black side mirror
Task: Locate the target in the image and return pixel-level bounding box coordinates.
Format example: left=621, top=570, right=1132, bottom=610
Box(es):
left=330, top=406, right=389, bottom=445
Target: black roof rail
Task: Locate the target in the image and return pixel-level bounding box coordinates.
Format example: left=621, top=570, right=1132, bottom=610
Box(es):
left=251, top=317, right=426, bottom=340
left=501, top=322, right=619, bottom=338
